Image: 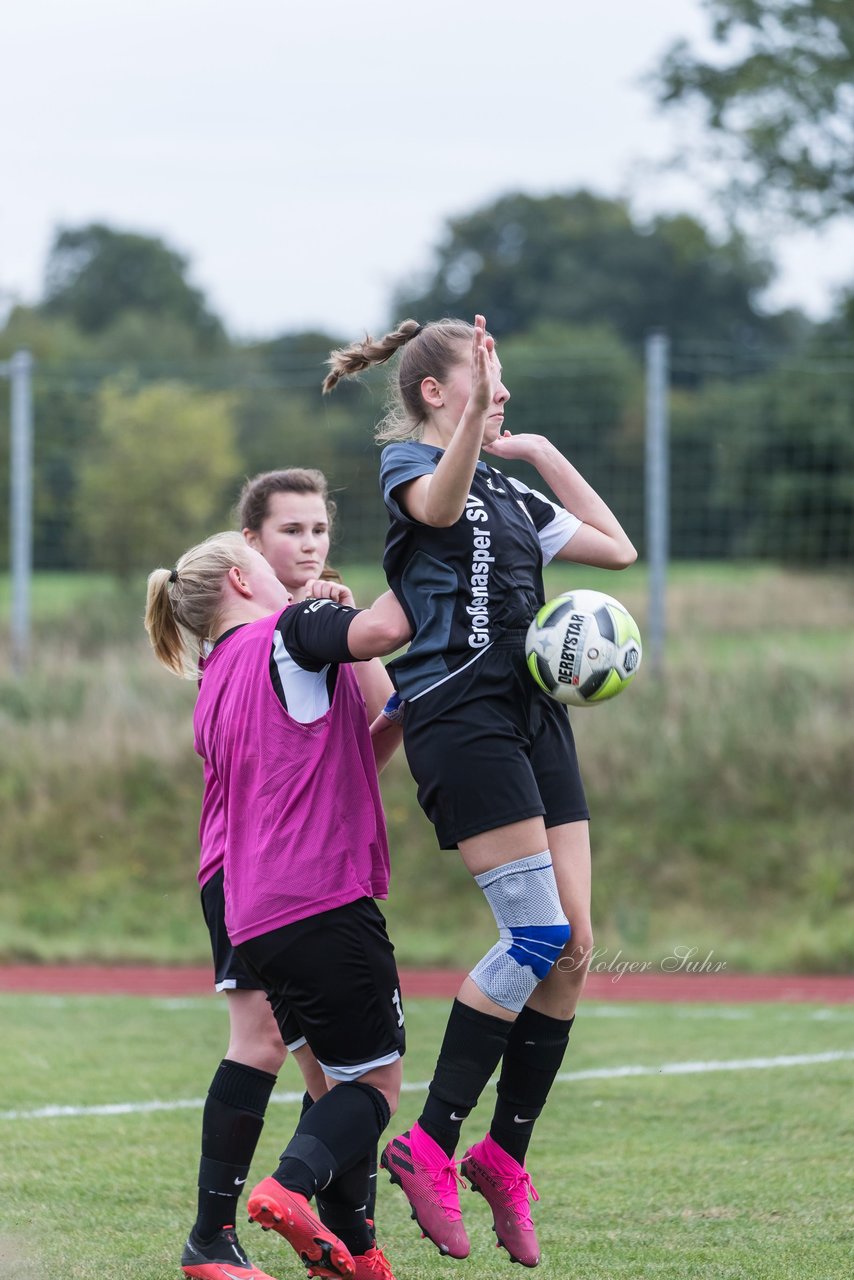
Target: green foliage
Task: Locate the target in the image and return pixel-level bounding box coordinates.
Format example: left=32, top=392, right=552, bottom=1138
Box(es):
left=816, top=284, right=854, bottom=345
left=86, top=309, right=227, bottom=367
left=245, top=328, right=346, bottom=377
left=655, top=0, right=854, bottom=221
left=232, top=386, right=345, bottom=489
left=73, top=379, right=240, bottom=575
left=670, top=357, right=854, bottom=559
left=0, top=318, right=101, bottom=568
left=489, top=324, right=645, bottom=540
left=1, top=214, right=851, bottom=577
left=30, top=385, right=99, bottom=570
left=393, top=189, right=787, bottom=351
left=1, top=565, right=853, bottom=971
left=0, top=305, right=94, bottom=364
left=42, top=223, right=225, bottom=347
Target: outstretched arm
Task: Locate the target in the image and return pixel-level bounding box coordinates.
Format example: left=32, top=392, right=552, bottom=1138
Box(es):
left=484, top=432, right=637, bottom=569
left=306, top=580, right=412, bottom=660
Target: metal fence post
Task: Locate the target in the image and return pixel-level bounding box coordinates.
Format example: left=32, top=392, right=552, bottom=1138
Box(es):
left=5, top=350, right=34, bottom=675
left=644, top=332, right=669, bottom=679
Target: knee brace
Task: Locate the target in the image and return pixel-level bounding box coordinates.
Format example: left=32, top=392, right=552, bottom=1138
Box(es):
left=469, top=851, right=571, bottom=1013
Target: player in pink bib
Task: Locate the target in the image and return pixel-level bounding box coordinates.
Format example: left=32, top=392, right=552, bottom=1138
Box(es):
left=184, top=469, right=399, bottom=1280
left=146, top=532, right=409, bottom=1280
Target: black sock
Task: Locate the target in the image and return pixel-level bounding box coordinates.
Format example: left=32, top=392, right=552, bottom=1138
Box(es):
left=305, top=1087, right=378, bottom=1250
left=490, top=1007, right=574, bottom=1164
left=320, top=1145, right=379, bottom=1228
left=194, top=1058, right=277, bottom=1241
left=274, top=1081, right=390, bottom=1199
left=316, top=1153, right=374, bottom=1257
left=419, top=1000, right=514, bottom=1156
left=365, top=1145, right=378, bottom=1225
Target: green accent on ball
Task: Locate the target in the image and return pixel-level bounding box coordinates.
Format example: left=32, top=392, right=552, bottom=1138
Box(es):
left=612, top=606, right=642, bottom=649
left=527, top=649, right=551, bottom=693
left=533, top=593, right=574, bottom=628
left=586, top=668, right=627, bottom=703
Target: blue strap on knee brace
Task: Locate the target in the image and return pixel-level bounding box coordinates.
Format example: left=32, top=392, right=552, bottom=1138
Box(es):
left=469, top=852, right=571, bottom=1012
left=507, top=923, right=572, bottom=979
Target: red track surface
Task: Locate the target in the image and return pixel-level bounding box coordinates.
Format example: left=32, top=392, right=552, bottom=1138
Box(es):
left=1, top=965, right=853, bottom=1002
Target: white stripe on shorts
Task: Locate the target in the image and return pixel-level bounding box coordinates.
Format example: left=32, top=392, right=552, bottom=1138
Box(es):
left=318, top=1049, right=401, bottom=1082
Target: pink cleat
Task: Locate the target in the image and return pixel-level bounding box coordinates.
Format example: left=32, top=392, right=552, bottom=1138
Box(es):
left=460, top=1133, right=541, bottom=1267
left=348, top=1242, right=396, bottom=1280
left=247, top=1176, right=355, bottom=1278
left=309, top=1225, right=396, bottom=1280
left=380, top=1123, right=470, bottom=1258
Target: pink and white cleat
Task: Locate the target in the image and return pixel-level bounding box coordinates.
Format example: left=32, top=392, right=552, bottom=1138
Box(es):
left=380, top=1123, right=470, bottom=1258
left=460, top=1133, right=541, bottom=1267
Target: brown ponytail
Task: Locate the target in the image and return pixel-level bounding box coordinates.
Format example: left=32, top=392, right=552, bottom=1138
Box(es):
left=322, top=318, right=423, bottom=395
left=323, top=317, right=475, bottom=442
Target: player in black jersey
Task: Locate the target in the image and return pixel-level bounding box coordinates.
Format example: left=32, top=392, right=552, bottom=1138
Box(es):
left=324, top=315, right=636, bottom=1266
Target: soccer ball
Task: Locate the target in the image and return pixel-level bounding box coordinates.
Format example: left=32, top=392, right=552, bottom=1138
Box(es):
left=525, top=589, right=642, bottom=707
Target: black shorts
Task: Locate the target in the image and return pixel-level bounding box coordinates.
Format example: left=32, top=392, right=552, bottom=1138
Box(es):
left=403, top=630, right=589, bottom=849
left=236, top=897, right=405, bottom=1082
left=200, top=869, right=304, bottom=1049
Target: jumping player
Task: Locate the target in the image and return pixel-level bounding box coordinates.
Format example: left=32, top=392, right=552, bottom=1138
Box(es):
left=146, top=533, right=409, bottom=1280
left=323, top=315, right=636, bottom=1267
left=180, top=470, right=397, bottom=1280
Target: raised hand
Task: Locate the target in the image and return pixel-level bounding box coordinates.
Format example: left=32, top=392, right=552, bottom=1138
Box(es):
left=467, top=314, right=497, bottom=417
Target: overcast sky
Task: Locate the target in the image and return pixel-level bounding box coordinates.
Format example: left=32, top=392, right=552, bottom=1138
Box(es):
left=3, top=0, right=853, bottom=339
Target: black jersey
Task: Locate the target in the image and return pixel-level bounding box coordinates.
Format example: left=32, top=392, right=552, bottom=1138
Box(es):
left=380, top=441, right=580, bottom=701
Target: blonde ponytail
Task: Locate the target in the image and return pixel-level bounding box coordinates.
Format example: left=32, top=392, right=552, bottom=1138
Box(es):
left=144, top=568, right=188, bottom=677
left=144, top=531, right=252, bottom=679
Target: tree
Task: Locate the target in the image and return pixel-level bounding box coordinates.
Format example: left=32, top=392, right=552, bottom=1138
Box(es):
left=42, top=224, right=225, bottom=348
left=246, top=330, right=345, bottom=379
left=654, top=0, right=854, bottom=222
left=74, top=380, right=239, bottom=576
left=393, top=190, right=789, bottom=354
left=230, top=335, right=390, bottom=564
left=669, top=357, right=854, bottom=561
left=498, top=324, right=645, bottom=544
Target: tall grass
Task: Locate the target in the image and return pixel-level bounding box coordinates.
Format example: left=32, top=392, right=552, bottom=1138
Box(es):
left=0, top=564, right=852, bottom=970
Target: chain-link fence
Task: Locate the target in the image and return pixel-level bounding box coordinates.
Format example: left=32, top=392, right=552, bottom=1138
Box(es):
left=2, top=336, right=853, bottom=658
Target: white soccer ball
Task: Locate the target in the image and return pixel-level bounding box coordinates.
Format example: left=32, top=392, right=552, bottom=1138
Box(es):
left=525, top=589, right=642, bottom=707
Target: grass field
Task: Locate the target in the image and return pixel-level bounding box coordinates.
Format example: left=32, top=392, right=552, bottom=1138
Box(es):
left=2, top=992, right=853, bottom=1280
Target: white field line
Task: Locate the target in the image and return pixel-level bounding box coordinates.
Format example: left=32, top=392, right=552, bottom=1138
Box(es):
left=2, top=1049, right=853, bottom=1123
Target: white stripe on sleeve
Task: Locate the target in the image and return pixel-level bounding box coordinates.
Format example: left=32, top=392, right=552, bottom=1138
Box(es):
left=271, top=631, right=333, bottom=723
